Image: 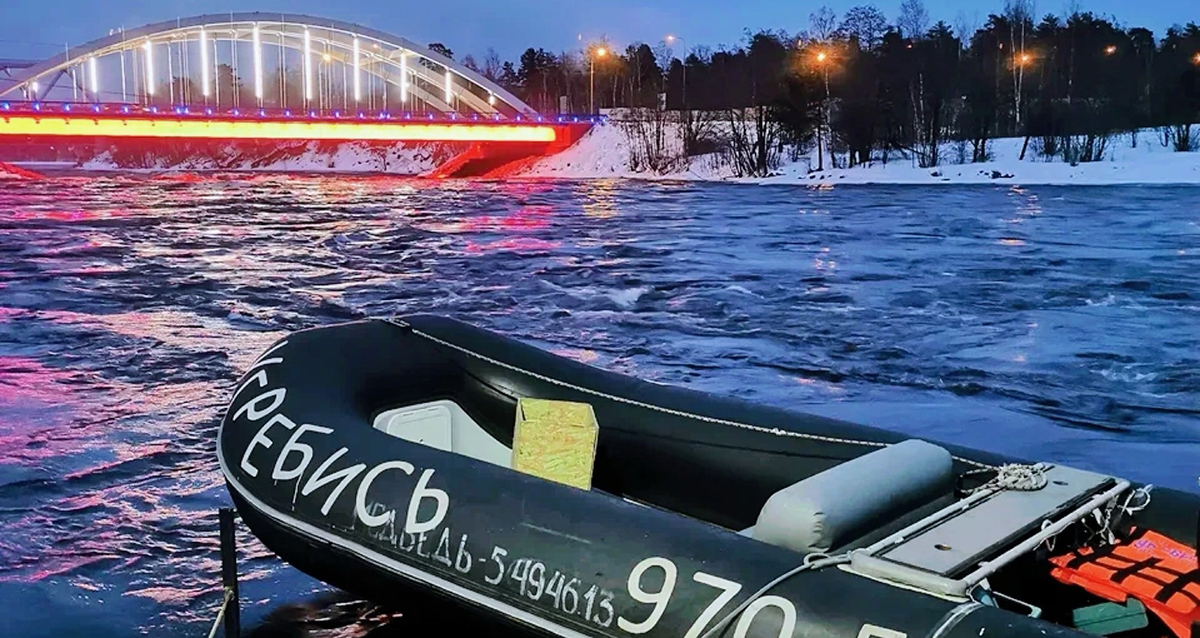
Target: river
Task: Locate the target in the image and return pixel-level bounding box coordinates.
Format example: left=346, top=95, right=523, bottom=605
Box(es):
left=1, top=174, right=1197, bottom=637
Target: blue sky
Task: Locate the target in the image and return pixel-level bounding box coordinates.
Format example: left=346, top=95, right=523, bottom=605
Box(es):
left=0, top=0, right=1190, bottom=63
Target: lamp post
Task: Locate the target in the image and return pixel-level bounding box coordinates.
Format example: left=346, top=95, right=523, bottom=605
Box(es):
left=590, top=46, right=607, bottom=114
left=1015, top=52, right=1031, bottom=126
left=666, top=34, right=687, bottom=109
left=815, top=50, right=829, bottom=172
left=322, top=53, right=332, bottom=112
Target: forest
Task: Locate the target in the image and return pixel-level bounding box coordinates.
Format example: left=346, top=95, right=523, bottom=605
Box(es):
left=462, top=0, right=1200, bottom=175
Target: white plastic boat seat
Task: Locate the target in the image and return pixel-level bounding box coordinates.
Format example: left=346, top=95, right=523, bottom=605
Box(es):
left=375, top=400, right=514, bottom=468
left=750, top=439, right=955, bottom=555
left=383, top=402, right=454, bottom=452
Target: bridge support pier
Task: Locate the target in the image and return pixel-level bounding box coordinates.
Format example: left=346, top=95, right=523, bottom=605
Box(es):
left=0, top=160, right=45, bottom=179
left=426, top=122, right=594, bottom=178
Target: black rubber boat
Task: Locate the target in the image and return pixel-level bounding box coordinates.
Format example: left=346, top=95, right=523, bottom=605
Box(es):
left=217, top=314, right=1200, bottom=638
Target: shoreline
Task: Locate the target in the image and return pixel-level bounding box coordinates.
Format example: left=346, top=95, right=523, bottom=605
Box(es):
left=513, top=122, right=1200, bottom=187
left=3, top=124, right=1198, bottom=186
left=6, top=165, right=1200, bottom=187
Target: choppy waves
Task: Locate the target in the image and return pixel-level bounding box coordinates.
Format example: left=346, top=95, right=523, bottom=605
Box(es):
left=0, top=175, right=1197, bottom=636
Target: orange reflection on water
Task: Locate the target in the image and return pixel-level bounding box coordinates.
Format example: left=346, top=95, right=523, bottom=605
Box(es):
left=548, top=348, right=600, bottom=364
left=421, top=204, right=555, bottom=235
left=465, top=237, right=562, bottom=254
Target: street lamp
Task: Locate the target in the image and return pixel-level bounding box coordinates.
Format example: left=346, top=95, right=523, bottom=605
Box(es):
left=590, top=46, right=607, bottom=114
left=1104, top=45, right=1117, bottom=55
left=814, top=50, right=830, bottom=172
left=666, top=34, right=688, bottom=108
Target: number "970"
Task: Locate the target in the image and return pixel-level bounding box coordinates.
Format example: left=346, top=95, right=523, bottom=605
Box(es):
left=616, top=557, right=794, bottom=638
left=616, top=557, right=909, bottom=638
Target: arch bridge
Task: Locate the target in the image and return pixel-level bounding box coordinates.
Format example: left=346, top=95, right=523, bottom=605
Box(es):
left=0, top=12, right=538, bottom=119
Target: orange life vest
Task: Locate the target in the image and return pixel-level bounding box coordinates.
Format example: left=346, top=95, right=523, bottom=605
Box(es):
left=1049, top=527, right=1199, bottom=638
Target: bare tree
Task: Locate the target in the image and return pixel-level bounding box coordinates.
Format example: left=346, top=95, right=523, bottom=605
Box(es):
left=809, top=7, right=840, bottom=42
left=897, top=0, right=930, bottom=38
left=482, top=48, right=503, bottom=81
left=953, top=10, right=980, bottom=41
left=462, top=54, right=480, bottom=73
left=621, top=108, right=685, bottom=173
left=721, top=106, right=785, bottom=177
left=840, top=5, right=890, bottom=49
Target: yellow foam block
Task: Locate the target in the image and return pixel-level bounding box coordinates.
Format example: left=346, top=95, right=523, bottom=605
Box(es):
left=512, top=398, right=599, bottom=490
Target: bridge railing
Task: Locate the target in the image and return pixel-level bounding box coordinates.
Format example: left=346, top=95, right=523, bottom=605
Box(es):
left=0, top=100, right=609, bottom=126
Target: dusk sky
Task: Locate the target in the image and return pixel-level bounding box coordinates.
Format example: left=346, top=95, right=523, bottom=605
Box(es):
left=0, top=0, right=1191, bottom=63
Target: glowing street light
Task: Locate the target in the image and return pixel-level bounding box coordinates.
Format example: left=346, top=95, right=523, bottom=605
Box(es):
left=1104, top=45, right=1117, bottom=55
left=590, top=45, right=608, bottom=114
left=144, top=40, right=155, bottom=97
left=200, top=27, right=210, bottom=99
left=814, top=50, right=831, bottom=171
left=665, top=34, right=690, bottom=108
left=253, top=24, right=263, bottom=102
left=400, top=52, right=409, bottom=104
left=352, top=37, right=361, bottom=103
left=303, top=28, right=313, bottom=105
left=1018, top=52, right=1032, bottom=65
left=88, top=56, right=99, bottom=98
left=1194, top=52, right=1200, bottom=65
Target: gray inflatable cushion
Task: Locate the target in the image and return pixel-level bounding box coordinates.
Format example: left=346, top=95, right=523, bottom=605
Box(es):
left=753, top=439, right=954, bottom=554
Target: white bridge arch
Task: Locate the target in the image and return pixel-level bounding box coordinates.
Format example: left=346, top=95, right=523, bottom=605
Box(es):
left=0, top=12, right=538, bottom=118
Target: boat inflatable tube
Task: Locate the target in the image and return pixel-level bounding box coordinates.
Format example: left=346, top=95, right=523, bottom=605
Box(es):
left=751, top=439, right=954, bottom=554
left=217, top=315, right=1200, bottom=638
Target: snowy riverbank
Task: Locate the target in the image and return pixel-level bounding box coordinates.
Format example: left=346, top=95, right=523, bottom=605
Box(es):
left=2, top=120, right=1196, bottom=185
left=3, top=140, right=467, bottom=177
left=49, top=140, right=469, bottom=175
left=517, top=121, right=1200, bottom=186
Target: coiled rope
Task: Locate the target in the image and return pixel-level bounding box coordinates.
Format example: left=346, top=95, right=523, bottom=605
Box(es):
left=962, top=462, right=1050, bottom=494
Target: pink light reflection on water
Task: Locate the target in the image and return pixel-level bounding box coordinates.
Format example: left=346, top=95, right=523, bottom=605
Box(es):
left=0, top=355, right=87, bottom=422
left=0, top=297, right=280, bottom=600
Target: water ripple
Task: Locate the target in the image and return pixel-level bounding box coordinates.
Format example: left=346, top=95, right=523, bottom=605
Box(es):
left=0, top=175, right=1197, bottom=636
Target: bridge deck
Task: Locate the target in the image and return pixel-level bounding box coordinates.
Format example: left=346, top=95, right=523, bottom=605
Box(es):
left=0, top=102, right=600, bottom=143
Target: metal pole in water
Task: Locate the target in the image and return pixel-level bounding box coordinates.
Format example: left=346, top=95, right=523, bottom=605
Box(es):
left=219, top=507, right=241, bottom=638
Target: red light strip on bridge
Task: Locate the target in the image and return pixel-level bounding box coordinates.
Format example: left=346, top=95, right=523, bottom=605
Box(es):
left=0, top=114, right=558, bottom=143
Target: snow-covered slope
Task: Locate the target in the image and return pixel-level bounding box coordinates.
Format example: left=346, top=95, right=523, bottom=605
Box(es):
left=6, top=117, right=1195, bottom=185
left=519, top=121, right=1200, bottom=185
left=77, top=140, right=467, bottom=175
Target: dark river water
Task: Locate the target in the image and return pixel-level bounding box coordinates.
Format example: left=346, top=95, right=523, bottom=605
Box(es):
left=0, top=174, right=1197, bottom=637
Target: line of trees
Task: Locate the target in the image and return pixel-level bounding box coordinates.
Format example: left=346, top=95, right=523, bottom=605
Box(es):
left=473, top=0, right=1200, bottom=175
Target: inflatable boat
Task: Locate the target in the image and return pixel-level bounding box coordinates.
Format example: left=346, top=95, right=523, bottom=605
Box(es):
left=217, top=315, right=1199, bottom=638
